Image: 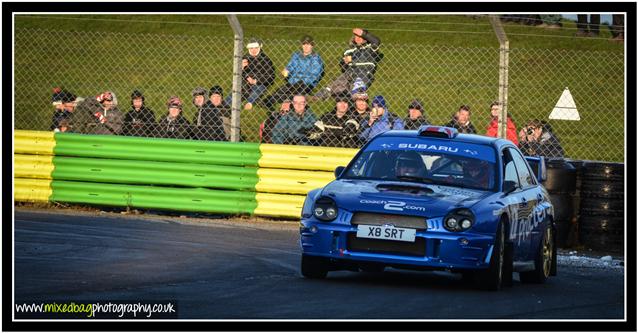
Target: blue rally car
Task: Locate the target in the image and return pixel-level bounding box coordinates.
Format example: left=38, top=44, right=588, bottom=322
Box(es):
left=299, top=126, right=556, bottom=290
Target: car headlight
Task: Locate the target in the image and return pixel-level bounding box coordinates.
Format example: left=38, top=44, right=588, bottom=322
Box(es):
left=443, top=208, right=475, bottom=232
left=313, top=197, right=339, bottom=222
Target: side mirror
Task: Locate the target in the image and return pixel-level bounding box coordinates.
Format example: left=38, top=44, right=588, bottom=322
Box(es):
left=503, top=180, right=518, bottom=194
left=334, top=166, right=345, bottom=178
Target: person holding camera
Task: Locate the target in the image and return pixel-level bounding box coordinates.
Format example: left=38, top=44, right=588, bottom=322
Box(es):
left=518, top=119, right=565, bottom=158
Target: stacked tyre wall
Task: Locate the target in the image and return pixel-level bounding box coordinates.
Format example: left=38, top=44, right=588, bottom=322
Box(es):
left=576, top=161, right=625, bottom=253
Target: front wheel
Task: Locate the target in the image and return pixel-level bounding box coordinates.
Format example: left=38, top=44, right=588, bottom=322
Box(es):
left=520, top=224, right=554, bottom=283
left=301, top=254, right=329, bottom=279
left=474, top=222, right=506, bottom=291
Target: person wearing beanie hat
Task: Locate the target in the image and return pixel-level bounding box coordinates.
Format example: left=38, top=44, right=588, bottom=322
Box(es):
left=312, top=27, right=382, bottom=101
left=262, top=34, right=325, bottom=112
left=224, top=37, right=275, bottom=111
left=123, top=89, right=156, bottom=137
left=155, top=95, right=191, bottom=139
left=306, top=92, right=360, bottom=148
left=191, top=86, right=207, bottom=113
left=359, top=95, right=403, bottom=143
left=403, top=98, right=430, bottom=130
left=193, top=85, right=228, bottom=141
left=50, top=88, right=77, bottom=131
left=445, top=104, right=477, bottom=134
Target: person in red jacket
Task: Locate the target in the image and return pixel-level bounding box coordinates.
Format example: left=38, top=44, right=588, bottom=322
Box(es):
left=485, top=101, right=519, bottom=146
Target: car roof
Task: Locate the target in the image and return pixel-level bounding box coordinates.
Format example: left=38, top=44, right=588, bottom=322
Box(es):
left=378, top=129, right=514, bottom=151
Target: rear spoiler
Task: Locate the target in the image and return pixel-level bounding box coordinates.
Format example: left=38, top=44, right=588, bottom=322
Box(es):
left=524, top=156, right=547, bottom=183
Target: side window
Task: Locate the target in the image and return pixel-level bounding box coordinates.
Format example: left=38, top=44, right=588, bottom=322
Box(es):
left=502, top=150, right=520, bottom=188
left=508, top=148, right=535, bottom=188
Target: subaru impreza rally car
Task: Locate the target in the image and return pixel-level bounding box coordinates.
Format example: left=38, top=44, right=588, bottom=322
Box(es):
left=299, top=126, right=556, bottom=290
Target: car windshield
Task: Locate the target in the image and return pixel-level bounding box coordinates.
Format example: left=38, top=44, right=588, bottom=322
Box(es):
left=343, top=139, right=497, bottom=191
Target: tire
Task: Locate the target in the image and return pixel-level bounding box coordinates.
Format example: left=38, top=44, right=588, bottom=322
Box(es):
left=582, top=162, right=624, bottom=182
left=579, top=215, right=624, bottom=253
left=544, top=160, right=577, bottom=193
left=579, top=197, right=624, bottom=217
left=580, top=180, right=624, bottom=199
left=549, top=193, right=574, bottom=221
left=520, top=224, right=554, bottom=284
left=474, top=222, right=506, bottom=291
left=301, top=254, right=329, bottom=279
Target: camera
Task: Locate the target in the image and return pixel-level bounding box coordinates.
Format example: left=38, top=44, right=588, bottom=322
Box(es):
left=526, top=127, right=534, bottom=135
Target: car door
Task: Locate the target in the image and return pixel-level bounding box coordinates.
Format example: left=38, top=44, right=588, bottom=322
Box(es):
left=508, top=147, right=545, bottom=261
left=501, top=148, right=530, bottom=261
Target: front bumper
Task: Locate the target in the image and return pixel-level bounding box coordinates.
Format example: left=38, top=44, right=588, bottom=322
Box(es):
left=300, top=216, right=496, bottom=271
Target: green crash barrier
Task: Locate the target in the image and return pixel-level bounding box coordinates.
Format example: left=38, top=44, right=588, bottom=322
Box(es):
left=51, top=180, right=258, bottom=214
left=54, top=133, right=261, bottom=166
left=52, top=156, right=259, bottom=190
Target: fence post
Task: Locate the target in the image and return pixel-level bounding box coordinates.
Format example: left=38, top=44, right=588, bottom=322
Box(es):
left=227, top=15, right=244, bottom=142
left=489, top=15, right=510, bottom=140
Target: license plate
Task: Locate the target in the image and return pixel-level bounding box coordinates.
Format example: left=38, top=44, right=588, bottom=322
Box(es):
left=356, top=224, right=416, bottom=242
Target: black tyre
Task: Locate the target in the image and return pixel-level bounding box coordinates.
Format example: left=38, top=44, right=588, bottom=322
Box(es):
left=582, top=162, right=624, bottom=182
left=301, top=254, right=329, bottom=279
left=579, top=215, right=624, bottom=252
left=580, top=180, right=624, bottom=199
left=474, top=222, right=506, bottom=291
left=549, top=193, right=574, bottom=221
left=520, top=224, right=554, bottom=284
left=579, top=197, right=624, bottom=217
left=544, top=160, right=577, bottom=193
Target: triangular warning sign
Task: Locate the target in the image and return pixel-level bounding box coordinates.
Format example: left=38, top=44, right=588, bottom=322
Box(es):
left=549, top=87, right=580, bottom=120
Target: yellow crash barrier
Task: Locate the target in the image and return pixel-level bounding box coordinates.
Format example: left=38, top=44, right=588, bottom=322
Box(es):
left=259, top=144, right=357, bottom=171
left=256, top=168, right=334, bottom=195
left=14, top=154, right=54, bottom=179
left=254, top=193, right=306, bottom=218
left=14, top=130, right=55, bottom=155
left=14, top=178, right=52, bottom=202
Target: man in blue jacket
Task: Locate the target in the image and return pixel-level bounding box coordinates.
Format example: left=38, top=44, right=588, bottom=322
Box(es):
left=271, top=94, right=317, bottom=145
left=262, top=35, right=324, bottom=111
left=360, top=95, right=404, bottom=143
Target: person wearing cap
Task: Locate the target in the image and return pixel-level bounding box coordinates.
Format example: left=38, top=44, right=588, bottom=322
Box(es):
left=403, top=99, right=430, bottom=130
left=445, top=105, right=477, bottom=134
left=307, top=93, right=360, bottom=148
left=260, top=98, right=292, bottom=144
left=72, top=90, right=124, bottom=135
left=262, top=35, right=324, bottom=112
left=50, top=88, right=78, bottom=132
left=155, top=96, right=191, bottom=139
left=271, top=94, right=317, bottom=145
left=312, top=28, right=383, bottom=100
left=485, top=101, right=519, bottom=145
left=123, top=90, right=156, bottom=137
left=193, top=85, right=227, bottom=141
left=225, top=37, right=275, bottom=111
left=359, top=95, right=403, bottom=143
left=350, top=84, right=371, bottom=131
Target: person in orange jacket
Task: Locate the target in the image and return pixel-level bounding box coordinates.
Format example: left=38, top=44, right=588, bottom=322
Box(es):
left=486, top=101, right=519, bottom=146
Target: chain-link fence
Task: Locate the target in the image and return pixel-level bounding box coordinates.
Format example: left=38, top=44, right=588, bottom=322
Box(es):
left=14, top=27, right=624, bottom=161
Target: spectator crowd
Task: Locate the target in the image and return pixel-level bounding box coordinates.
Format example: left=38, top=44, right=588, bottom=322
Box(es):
left=49, top=26, right=566, bottom=159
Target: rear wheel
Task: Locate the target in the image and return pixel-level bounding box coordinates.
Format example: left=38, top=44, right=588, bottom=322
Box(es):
left=474, top=222, right=505, bottom=291
left=520, top=224, right=554, bottom=283
left=301, top=254, right=329, bottom=279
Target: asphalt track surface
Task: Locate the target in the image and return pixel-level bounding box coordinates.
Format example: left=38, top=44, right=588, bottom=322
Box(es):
left=13, top=208, right=625, bottom=320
